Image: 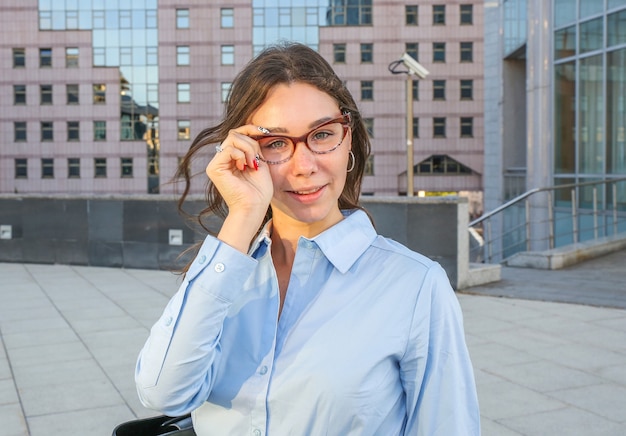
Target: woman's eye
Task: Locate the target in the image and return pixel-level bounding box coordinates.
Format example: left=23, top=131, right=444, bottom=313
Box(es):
left=312, top=131, right=332, bottom=141
left=261, top=138, right=288, bottom=150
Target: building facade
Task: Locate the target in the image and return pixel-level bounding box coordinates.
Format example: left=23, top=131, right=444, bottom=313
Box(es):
left=1, top=0, right=484, bottom=203
left=484, top=0, right=626, bottom=255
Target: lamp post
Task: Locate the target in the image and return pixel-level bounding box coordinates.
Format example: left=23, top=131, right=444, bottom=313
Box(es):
left=388, top=53, right=429, bottom=197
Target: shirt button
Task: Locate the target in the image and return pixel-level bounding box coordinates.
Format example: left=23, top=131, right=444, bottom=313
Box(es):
left=198, top=255, right=207, bottom=264
left=214, top=262, right=225, bottom=272
left=253, top=429, right=262, bottom=436
left=259, top=365, right=268, bottom=375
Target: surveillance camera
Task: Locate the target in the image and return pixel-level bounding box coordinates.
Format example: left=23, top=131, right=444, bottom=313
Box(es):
left=401, top=53, right=430, bottom=79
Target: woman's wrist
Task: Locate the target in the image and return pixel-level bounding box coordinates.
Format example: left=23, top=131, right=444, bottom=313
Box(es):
left=218, top=210, right=266, bottom=254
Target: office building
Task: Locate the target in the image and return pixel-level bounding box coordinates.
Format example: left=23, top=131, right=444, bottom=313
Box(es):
left=1, top=0, right=484, bottom=208
left=484, top=0, right=626, bottom=254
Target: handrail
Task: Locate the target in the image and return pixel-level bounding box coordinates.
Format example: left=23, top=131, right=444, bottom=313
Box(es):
left=469, top=176, right=626, bottom=227
left=468, top=176, right=626, bottom=263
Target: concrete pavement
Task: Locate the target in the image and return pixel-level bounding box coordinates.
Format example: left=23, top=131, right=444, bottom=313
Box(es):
left=1, top=251, right=626, bottom=435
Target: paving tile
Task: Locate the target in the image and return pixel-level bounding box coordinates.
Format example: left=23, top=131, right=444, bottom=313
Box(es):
left=546, top=384, right=626, bottom=423
left=19, top=378, right=123, bottom=416
left=2, top=327, right=79, bottom=350
left=0, top=403, right=28, bottom=436
left=0, top=378, right=19, bottom=406
left=479, top=417, right=524, bottom=436
left=12, top=358, right=106, bottom=389
left=28, top=404, right=133, bottom=436
left=500, top=406, right=626, bottom=436
left=7, top=341, right=92, bottom=368
left=486, top=359, right=605, bottom=393
left=477, top=379, right=566, bottom=421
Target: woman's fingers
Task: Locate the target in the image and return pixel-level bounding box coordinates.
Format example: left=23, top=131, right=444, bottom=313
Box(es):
left=211, top=125, right=266, bottom=172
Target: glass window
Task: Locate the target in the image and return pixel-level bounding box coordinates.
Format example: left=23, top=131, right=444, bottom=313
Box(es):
left=39, top=10, right=52, bottom=29
left=460, top=4, right=473, bottom=25
left=177, top=45, right=190, bottom=65
left=93, top=84, right=106, bottom=103
left=221, top=8, right=234, bottom=27
left=67, top=121, right=80, bottom=141
left=433, top=117, right=446, bottom=137
left=405, top=42, right=418, bottom=61
left=13, top=48, right=25, bottom=68
left=41, top=158, right=54, bottom=178
left=412, top=117, right=419, bottom=138
left=66, top=47, right=79, bottom=67
left=360, top=43, right=373, bottom=63
left=580, top=0, right=603, bottom=19
left=333, top=43, right=346, bottom=63
left=146, top=9, right=157, bottom=28
left=67, top=84, right=79, bottom=104
left=326, top=0, right=372, bottom=26
left=433, top=42, right=446, bottom=62
left=121, top=157, right=133, bottom=178
left=40, top=48, right=52, bottom=67
left=554, top=0, right=576, bottom=27
left=460, top=42, right=473, bottom=62
left=41, top=122, right=54, bottom=141
left=14, top=85, right=26, bottom=105
left=176, top=9, right=189, bottom=28
left=579, top=17, right=603, bottom=54
left=555, top=25, right=576, bottom=59
left=40, top=85, right=53, bottom=105
left=607, top=48, right=626, bottom=174
left=461, top=117, right=473, bottom=137
left=66, top=10, right=78, bottom=29
left=579, top=54, right=604, bottom=174
left=460, top=79, right=473, bottom=100
left=412, top=80, right=419, bottom=100
left=361, top=81, right=374, bottom=101
left=608, top=9, right=626, bottom=47
left=94, top=121, right=107, bottom=140
left=406, top=5, right=418, bottom=26
left=554, top=61, right=576, bottom=174
left=147, top=46, right=158, bottom=65
left=433, top=5, right=445, bottom=25
left=221, top=45, right=234, bottom=65
left=15, top=159, right=28, bottom=179
left=177, top=120, right=190, bottom=140
left=94, top=158, right=107, bottom=178
left=433, top=80, right=446, bottom=100
left=119, top=9, right=132, bottom=28
left=68, top=158, right=80, bottom=178
left=364, top=155, right=374, bottom=176
left=14, top=122, right=27, bottom=142
left=177, top=83, right=190, bottom=103
left=221, top=82, right=231, bottom=103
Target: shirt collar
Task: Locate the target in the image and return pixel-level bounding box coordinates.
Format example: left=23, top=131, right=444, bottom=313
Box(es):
left=249, top=209, right=377, bottom=274
left=310, top=209, right=377, bottom=274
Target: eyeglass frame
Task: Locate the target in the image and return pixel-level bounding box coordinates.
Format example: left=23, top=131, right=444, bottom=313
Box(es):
left=251, top=112, right=352, bottom=165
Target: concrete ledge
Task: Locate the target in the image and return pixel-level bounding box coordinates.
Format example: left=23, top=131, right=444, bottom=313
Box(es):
left=458, top=263, right=502, bottom=290
left=506, top=233, right=626, bottom=270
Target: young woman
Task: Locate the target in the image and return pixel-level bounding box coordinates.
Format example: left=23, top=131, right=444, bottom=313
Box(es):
left=136, top=43, right=480, bottom=435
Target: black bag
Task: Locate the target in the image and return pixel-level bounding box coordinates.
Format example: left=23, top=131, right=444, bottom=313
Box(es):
left=112, top=413, right=196, bottom=436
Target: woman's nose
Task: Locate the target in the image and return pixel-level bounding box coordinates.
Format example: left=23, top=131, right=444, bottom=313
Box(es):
left=290, top=140, right=317, bottom=175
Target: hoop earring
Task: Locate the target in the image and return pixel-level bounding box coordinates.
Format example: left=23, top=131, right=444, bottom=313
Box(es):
left=347, top=151, right=355, bottom=173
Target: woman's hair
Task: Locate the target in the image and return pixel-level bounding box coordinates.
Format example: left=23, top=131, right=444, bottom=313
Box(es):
left=176, top=42, right=371, bottom=241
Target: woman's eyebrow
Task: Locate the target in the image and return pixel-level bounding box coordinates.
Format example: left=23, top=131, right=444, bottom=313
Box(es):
left=264, top=115, right=337, bottom=134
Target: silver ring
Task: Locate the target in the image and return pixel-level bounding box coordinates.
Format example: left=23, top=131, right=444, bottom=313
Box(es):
left=215, top=144, right=223, bottom=153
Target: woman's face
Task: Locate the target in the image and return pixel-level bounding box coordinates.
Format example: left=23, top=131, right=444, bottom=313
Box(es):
left=250, top=82, right=352, bottom=232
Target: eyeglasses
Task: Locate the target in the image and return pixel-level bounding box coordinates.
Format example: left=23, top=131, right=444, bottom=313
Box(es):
left=252, top=112, right=351, bottom=165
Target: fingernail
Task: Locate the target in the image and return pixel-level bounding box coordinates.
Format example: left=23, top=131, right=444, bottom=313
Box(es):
left=253, top=155, right=259, bottom=171
left=258, top=126, right=270, bottom=134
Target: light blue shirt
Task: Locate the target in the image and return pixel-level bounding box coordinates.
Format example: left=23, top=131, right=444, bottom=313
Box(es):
left=136, top=209, right=480, bottom=435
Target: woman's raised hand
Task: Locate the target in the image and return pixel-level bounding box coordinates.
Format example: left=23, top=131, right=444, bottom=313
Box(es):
left=206, top=125, right=274, bottom=253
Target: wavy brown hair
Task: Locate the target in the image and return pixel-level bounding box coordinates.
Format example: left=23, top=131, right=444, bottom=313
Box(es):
left=176, top=42, right=371, bottom=257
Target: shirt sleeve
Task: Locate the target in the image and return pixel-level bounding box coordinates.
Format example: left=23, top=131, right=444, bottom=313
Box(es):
left=135, top=235, right=257, bottom=416
left=400, top=263, right=481, bottom=435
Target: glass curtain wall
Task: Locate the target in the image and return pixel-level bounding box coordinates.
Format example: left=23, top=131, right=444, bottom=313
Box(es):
left=251, top=0, right=372, bottom=54
left=553, top=0, right=626, bottom=242
left=38, top=0, right=160, bottom=193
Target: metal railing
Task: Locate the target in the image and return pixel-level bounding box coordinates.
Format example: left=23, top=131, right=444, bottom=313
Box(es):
left=469, top=177, right=626, bottom=263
